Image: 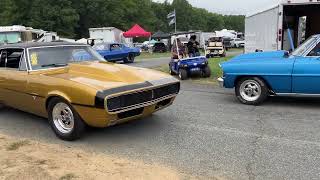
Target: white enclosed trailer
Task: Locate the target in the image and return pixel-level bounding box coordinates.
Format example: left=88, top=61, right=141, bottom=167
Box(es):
left=89, top=27, right=133, bottom=46
left=245, top=0, right=320, bottom=53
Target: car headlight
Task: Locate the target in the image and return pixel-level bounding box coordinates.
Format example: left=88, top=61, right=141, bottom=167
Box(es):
left=202, top=61, right=208, bottom=65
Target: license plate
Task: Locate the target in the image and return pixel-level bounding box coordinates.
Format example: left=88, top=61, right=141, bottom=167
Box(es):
left=190, top=68, right=200, bottom=71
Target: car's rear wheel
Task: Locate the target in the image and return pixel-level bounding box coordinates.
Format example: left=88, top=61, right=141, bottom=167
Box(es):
left=178, top=69, right=188, bottom=80
left=48, top=97, right=86, bottom=141
left=203, top=66, right=211, bottom=78
left=235, top=77, right=268, bottom=105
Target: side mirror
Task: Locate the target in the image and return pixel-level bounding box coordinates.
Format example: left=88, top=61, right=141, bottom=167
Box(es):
left=284, top=51, right=290, bottom=58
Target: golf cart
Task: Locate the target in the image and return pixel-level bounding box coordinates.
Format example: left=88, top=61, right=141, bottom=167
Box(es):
left=205, top=37, right=226, bottom=58
left=169, top=38, right=211, bottom=80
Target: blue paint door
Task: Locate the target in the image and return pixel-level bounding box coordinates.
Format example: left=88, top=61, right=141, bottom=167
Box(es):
left=292, top=56, right=320, bottom=94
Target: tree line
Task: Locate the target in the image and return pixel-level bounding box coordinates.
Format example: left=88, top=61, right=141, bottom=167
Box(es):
left=0, top=0, right=245, bottom=39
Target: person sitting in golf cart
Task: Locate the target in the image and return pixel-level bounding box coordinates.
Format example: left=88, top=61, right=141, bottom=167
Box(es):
left=187, top=35, right=200, bottom=57
left=171, top=38, right=187, bottom=59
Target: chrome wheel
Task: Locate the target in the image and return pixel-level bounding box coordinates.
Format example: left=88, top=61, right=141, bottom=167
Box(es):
left=239, top=80, right=262, bottom=102
left=52, top=103, right=74, bottom=134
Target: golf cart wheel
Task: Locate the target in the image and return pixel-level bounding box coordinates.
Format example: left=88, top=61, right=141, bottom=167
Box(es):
left=124, top=54, right=135, bottom=63
left=48, top=97, right=86, bottom=141
left=169, top=65, right=176, bottom=75
left=235, top=77, right=268, bottom=105
left=178, top=69, right=188, bottom=80
left=203, top=66, right=211, bottom=78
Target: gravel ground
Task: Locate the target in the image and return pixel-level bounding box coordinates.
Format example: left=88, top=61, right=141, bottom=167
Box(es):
left=1, top=82, right=320, bottom=179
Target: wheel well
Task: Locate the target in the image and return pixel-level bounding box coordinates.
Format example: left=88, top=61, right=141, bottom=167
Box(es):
left=45, top=96, right=68, bottom=110
left=234, top=76, right=273, bottom=92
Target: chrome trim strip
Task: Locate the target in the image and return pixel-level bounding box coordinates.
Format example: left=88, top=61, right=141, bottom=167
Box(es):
left=148, top=77, right=179, bottom=86
left=107, top=94, right=177, bottom=114
left=276, top=93, right=320, bottom=97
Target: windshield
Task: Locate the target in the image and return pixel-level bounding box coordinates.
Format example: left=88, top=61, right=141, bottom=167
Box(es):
left=0, top=32, right=21, bottom=44
left=291, top=36, right=318, bottom=56
left=28, top=46, right=105, bottom=70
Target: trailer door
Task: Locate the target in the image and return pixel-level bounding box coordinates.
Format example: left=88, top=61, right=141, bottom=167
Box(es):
left=245, top=6, right=280, bottom=53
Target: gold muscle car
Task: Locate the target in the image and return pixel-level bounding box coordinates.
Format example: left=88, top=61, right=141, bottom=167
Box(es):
left=0, top=42, right=180, bottom=140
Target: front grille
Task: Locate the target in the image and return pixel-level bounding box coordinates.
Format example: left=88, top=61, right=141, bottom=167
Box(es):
left=107, top=82, right=180, bottom=112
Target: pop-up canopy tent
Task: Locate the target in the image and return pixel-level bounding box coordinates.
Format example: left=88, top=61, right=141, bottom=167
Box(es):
left=123, top=24, right=151, bottom=38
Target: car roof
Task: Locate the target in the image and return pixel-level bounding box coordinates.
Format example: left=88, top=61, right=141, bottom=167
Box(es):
left=0, top=41, right=88, bottom=49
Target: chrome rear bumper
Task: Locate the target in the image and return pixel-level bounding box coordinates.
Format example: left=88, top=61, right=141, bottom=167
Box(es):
left=217, top=77, right=224, bottom=88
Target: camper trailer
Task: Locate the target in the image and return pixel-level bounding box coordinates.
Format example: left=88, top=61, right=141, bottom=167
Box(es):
left=245, top=0, right=320, bottom=53
left=0, top=25, right=59, bottom=44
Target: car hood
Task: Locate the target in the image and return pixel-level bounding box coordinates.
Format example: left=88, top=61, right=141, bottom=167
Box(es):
left=36, top=61, right=171, bottom=90
left=228, top=51, right=286, bottom=62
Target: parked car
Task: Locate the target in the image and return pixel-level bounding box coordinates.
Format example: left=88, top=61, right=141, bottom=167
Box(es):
left=169, top=56, right=211, bottom=80
left=231, top=38, right=245, bottom=48
left=93, top=43, right=140, bottom=63
left=218, top=34, right=320, bottom=105
left=153, top=42, right=167, bottom=53
left=0, top=42, right=180, bottom=140
left=205, top=37, right=226, bottom=58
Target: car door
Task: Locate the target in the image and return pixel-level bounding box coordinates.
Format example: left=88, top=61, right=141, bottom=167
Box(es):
left=109, top=44, right=123, bottom=60
left=0, top=48, right=30, bottom=111
left=292, top=40, right=320, bottom=94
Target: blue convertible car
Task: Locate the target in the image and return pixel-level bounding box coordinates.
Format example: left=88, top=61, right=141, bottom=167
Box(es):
left=93, top=43, right=140, bottom=63
left=218, top=34, right=320, bottom=105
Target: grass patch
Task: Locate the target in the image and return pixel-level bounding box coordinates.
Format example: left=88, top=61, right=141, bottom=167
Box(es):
left=6, top=140, right=30, bottom=151
left=207, top=56, right=232, bottom=78
left=59, top=173, right=77, bottom=180
left=136, top=52, right=171, bottom=60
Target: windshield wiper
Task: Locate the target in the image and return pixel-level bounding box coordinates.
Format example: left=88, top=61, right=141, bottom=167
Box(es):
left=41, top=63, right=68, bottom=68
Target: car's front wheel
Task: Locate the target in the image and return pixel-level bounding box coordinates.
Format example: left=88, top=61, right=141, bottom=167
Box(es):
left=48, top=98, right=86, bottom=141
left=235, top=77, right=268, bottom=105
left=124, top=54, right=135, bottom=63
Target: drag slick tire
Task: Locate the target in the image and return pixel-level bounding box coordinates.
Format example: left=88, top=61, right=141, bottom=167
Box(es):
left=235, top=77, right=268, bottom=105
left=48, top=97, right=86, bottom=141
left=178, top=69, right=188, bottom=80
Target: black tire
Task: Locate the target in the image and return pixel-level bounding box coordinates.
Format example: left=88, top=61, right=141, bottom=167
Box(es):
left=178, top=69, right=188, bottom=80
left=48, top=97, right=86, bottom=141
left=235, top=77, right=268, bottom=105
left=169, top=65, right=176, bottom=75
left=206, top=54, right=210, bottom=58
left=203, top=66, right=211, bottom=78
left=124, top=54, right=135, bottom=63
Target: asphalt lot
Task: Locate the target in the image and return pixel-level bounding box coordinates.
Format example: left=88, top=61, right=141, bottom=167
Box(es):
left=1, top=54, right=320, bottom=179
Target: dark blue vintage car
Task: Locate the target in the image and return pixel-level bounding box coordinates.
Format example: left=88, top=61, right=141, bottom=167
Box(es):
left=93, top=43, right=140, bottom=63
left=219, top=34, right=320, bottom=105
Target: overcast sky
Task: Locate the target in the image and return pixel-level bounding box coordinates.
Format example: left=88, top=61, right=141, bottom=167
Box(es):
left=153, top=0, right=280, bottom=15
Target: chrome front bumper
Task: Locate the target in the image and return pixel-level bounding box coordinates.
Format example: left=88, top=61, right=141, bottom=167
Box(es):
left=217, top=77, right=224, bottom=88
